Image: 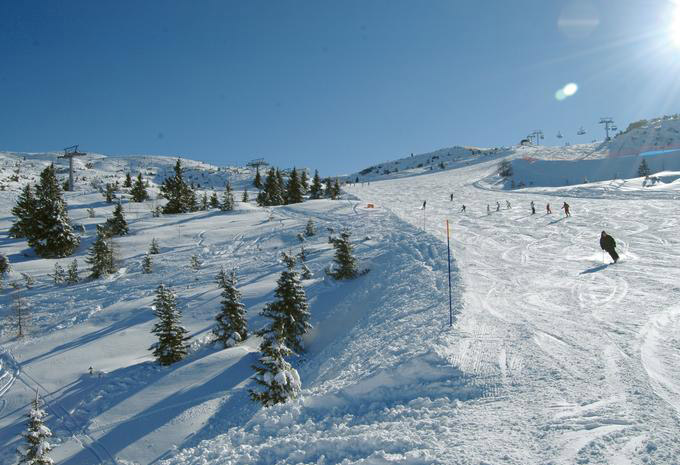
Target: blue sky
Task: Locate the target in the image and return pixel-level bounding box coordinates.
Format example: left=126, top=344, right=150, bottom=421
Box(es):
left=1, top=0, right=679, bottom=174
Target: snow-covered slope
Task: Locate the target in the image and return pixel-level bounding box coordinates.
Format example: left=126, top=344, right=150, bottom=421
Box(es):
left=2, top=143, right=680, bottom=465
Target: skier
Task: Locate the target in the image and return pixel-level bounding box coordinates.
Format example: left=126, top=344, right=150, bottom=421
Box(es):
left=600, top=231, right=619, bottom=263
left=460, top=205, right=466, bottom=213
left=422, top=200, right=427, bottom=209
left=530, top=201, right=536, bottom=215
left=487, top=204, right=491, bottom=215
left=506, top=200, right=511, bottom=209
left=546, top=203, right=552, bottom=214
left=450, top=193, right=453, bottom=201
left=496, top=201, right=500, bottom=211
left=562, top=201, right=571, bottom=217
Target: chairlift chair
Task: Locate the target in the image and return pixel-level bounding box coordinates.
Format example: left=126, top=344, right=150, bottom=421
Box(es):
left=577, top=127, right=586, bottom=135
left=557, top=131, right=563, bottom=139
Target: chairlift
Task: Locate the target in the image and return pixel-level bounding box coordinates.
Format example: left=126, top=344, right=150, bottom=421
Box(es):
left=577, top=126, right=586, bottom=136
left=611, top=125, right=618, bottom=131
left=556, top=131, right=563, bottom=139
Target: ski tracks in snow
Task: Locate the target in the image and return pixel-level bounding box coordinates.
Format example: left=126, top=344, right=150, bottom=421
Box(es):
left=346, top=160, right=680, bottom=464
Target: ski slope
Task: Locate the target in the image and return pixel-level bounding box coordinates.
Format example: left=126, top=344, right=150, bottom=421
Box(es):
left=1, top=147, right=679, bottom=464
left=344, top=157, right=680, bottom=464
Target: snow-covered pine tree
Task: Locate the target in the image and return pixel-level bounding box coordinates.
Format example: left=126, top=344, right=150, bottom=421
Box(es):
left=298, top=245, right=307, bottom=262
left=257, top=252, right=311, bottom=354
left=220, top=181, right=235, bottom=211
left=130, top=173, right=149, bottom=202
left=104, top=203, right=128, bottom=236
left=638, top=159, right=651, bottom=177
left=257, top=168, right=283, bottom=206
left=285, top=168, right=303, bottom=204
left=123, top=172, right=132, bottom=188
left=330, top=179, right=341, bottom=200
left=86, top=227, right=116, bottom=279
left=200, top=192, right=209, bottom=210
left=10, top=184, right=37, bottom=239
left=304, top=218, right=316, bottom=237
left=104, top=183, right=116, bottom=203
left=22, top=272, right=35, bottom=289
left=213, top=267, right=248, bottom=347
left=66, top=259, right=79, bottom=284
left=209, top=192, right=220, bottom=209
left=17, top=391, right=53, bottom=465
left=0, top=253, right=10, bottom=276
left=300, top=169, right=309, bottom=194
left=329, top=231, right=359, bottom=280
left=142, top=253, right=152, bottom=274
left=276, top=169, right=286, bottom=203
left=253, top=167, right=262, bottom=189
left=52, top=263, right=65, bottom=284
left=149, top=237, right=160, bottom=254
left=190, top=254, right=201, bottom=271
left=11, top=297, right=30, bottom=338
left=161, top=159, right=195, bottom=214
left=249, top=331, right=301, bottom=407
left=323, top=177, right=333, bottom=198
left=29, top=164, right=80, bottom=258
left=309, top=170, right=322, bottom=199
left=242, top=187, right=249, bottom=202
left=149, top=284, right=190, bottom=365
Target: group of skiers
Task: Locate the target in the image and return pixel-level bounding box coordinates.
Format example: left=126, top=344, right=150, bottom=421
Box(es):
left=430, top=196, right=620, bottom=264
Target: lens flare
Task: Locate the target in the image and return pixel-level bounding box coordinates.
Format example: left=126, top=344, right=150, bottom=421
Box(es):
left=555, top=82, right=579, bottom=101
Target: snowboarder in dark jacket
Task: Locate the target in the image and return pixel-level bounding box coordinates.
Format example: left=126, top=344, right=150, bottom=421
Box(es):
left=600, top=231, right=619, bottom=263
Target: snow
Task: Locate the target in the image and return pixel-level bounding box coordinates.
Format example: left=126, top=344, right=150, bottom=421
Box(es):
left=1, top=140, right=680, bottom=465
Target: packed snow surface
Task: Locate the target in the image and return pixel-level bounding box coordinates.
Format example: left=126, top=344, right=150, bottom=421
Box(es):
left=1, top=147, right=679, bottom=465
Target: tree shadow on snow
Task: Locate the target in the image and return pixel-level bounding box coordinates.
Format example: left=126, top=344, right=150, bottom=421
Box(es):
left=60, top=352, right=258, bottom=465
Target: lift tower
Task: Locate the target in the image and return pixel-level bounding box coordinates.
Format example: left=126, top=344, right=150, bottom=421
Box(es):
left=59, top=145, right=86, bottom=191
left=599, top=118, right=616, bottom=141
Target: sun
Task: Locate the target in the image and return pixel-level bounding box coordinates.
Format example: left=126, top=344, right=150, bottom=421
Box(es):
left=671, top=4, right=680, bottom=48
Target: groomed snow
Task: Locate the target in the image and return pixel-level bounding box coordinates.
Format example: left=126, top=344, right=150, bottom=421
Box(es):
left=1, top=146, right=679, bottom=465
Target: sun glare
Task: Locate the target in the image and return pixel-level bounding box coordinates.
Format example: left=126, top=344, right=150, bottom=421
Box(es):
left=671, top=4, right=680, bottom=48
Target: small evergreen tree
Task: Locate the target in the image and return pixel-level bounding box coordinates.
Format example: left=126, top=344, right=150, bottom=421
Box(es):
left=257, top=168, right=283, bottom=206
left=104, top=183, right=116, bottom=203
left=52, top=263, right=65, bottom=284
left=249, top=331, right=301, bottom=407
left=0, top=253, right=10, bottom=276
left=10, top=184, right=37, bottom=239
left=86, top=228, right=116, bottom=279
left=220, top=181, right=235, bottom=211
left=323, top=177, right=333, bottom=198
left=11, top=297, right=31, bottom=338
left=142, top=253, right=152, bottom=274
left=104, top=203, right=128, bottom=236
left=304, top=218, right=316, bottom=237
left=209, top=192, right=220, bottom=209
left=123, top=172, right=132, bottom=188
left=149, top=238, right=160, bottom=254
left=276, top=169, right=286, bottom=202
left=66, top=259, right=79, bottom=284
left=329, top=231, right=359, bottom=280
left=242, top=187, right=249, bottom=202
left=298, top=245, right=307, bottom=262
left=30, top=165, right=80, bottom=258
left=200, top=192, right=209, bottom=211
left=130, top=173, right=149, bottom=202
left=253, top=167, right=262, bottom=189
left=257, top=252, right=311, bottom=354
left=213, top=267, right=248, bottom=347
left=638, top=159, right=651, bottom=177
left=309, top=170, right=322, bottom=199
left=149, top=284, right=190, bottom=365
left=300, top=170, right=309, bottom=194
left=190, top=254, right=201, bottom=271
left=17, top=391, right=53, bottom=465
left=285, top=168, right=303, bottom=204
left=161, top=159, right=195, bottom=214
left=330, top=179, right=341, bottom=200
